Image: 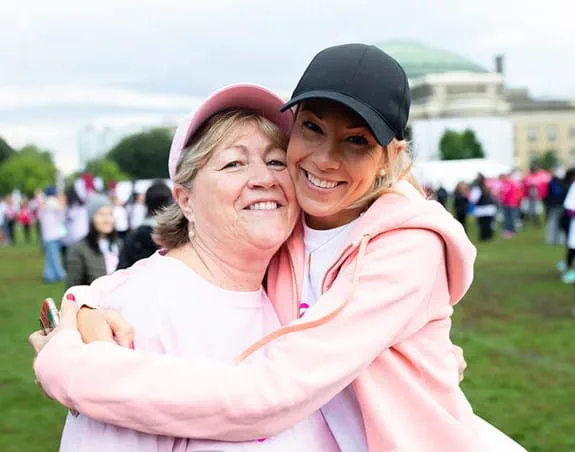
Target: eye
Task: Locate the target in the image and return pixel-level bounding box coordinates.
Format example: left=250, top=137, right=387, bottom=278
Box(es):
left=346, top=135, right=369, bottom=146
left=221, top=161, right=243, bottom=170
left=302, top=120, right=323, bottom=134
left=267, top=159, right=287, bottom=168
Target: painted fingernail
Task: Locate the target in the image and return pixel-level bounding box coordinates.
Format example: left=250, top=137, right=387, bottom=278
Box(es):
left=129, top=341, right=135, bottom=350
left=66, top=294, right=76, bottom=301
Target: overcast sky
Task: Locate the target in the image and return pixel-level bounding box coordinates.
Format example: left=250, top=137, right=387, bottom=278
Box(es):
left=1, top=0, right=574, bottom=172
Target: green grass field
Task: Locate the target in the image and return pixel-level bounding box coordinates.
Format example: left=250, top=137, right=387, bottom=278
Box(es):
left=0, top=225, right=573, bottom=451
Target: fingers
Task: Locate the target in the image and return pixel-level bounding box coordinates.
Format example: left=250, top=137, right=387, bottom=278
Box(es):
left=28, top=330, right=47, bottom=354
left=77, top=308, right=115, bottom=344
left=103, top=310, right=135, bottom=348
left=58, top=294, right=79, bottom=330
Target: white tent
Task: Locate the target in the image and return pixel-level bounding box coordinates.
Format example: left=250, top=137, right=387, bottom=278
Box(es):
left=412, top=159, right=512, bottom=192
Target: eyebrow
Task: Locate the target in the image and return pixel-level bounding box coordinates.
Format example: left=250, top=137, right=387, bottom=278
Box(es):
left=302, top=105, right=368, bottom=130
left=225, top=143, right=284, bottom=154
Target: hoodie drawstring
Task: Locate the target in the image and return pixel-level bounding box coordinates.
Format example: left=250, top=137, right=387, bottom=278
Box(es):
left=236, top=235, right=371, bottom=364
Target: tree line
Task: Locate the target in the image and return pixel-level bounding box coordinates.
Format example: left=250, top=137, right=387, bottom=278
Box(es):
left=0, top=128, right=172, bottom=196
left=0, top=126, right=562, bottom=196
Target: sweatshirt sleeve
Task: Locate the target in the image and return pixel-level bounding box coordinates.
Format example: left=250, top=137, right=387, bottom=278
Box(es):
left=33, top=229, right=444, bottom=440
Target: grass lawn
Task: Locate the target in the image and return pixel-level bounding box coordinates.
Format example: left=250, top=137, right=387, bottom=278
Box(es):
left=0, top=224, right=574, bottom=451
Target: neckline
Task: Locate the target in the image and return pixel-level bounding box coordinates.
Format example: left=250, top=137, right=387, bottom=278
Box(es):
left=303, top=217, right=358, bottom=254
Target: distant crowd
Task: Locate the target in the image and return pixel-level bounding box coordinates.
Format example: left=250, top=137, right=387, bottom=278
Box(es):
left=427, top=166, right=575, bottom=285
left=0, top=174, right=173, bottom=287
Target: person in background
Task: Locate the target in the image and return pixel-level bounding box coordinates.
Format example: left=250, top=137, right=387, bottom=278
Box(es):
left=4, top=194, right=17, bottom=245
left=0, top=195, right=7, bottom=245
left=556, top=168, right=575, bottom=281
left=129, top=191, right=147, bottom=230
left=470, top=174, right=497, bottom=241
left=38, top=187, right=66, bottom=283
left=61, top=185, right=89, bottom=265
left=117, top=181, right=173, bottom=270
left=111, top=194, right=130, bottom=240
left=560, top=171, right=575, bottom=284
left=65, top=195, right=120, bottom=288
left=545, top=167, right=568, bottom=246
left=435, top=185, right=448, bottom=208
left=17, top=199, right=33, bottom=243
left=499, top=171, right=523, bottom=239
left=453, top=182, right=470, bottom=231
left=30, top=189, right=45, bottom=245
left=521, top=166, right=549, bottom=228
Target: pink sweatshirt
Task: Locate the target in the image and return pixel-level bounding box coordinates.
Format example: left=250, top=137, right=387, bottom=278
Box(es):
left=56, top=252, right=339, bottom=451
left=34, top=181, right=525, bottom=451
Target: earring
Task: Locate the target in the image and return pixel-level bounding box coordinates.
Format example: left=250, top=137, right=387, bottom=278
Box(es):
left=378, top=168, right=385, bottom=177
left=188, top=221, right=195, bottom=241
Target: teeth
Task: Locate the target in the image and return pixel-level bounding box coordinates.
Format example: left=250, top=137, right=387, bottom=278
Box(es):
left=248, top=202, right=279, bottom=211
left=305, top=171, right=338, bottom=189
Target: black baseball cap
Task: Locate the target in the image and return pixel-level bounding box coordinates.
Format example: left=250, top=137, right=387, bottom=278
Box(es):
left=281, top=43, right=411, bottom=146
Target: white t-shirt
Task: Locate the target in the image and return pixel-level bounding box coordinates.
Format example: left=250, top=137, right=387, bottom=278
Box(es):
left=97, top=238, right=120, bottom=275
left=564, top=183, right=575, bottom=249
left=129, top=202, right=147, bottom=230
left=0, top=201, right=6, bottom=226
left=113, top=205, right=130, bottom=232
left=39, top=197, right=66, bottom=242
left=302, top=217, right=368, bottom=452
left=63, top=205, right=89, bottom=247
left=60, top=252, right=339, bottom=452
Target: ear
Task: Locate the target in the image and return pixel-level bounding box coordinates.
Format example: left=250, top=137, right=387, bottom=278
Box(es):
left=173, top=185, right=194, bottom=221
left=391, top=139, right=407, bottom=154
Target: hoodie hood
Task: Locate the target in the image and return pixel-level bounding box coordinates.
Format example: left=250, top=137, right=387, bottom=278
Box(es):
left=344, top=181, right=476, bottom=306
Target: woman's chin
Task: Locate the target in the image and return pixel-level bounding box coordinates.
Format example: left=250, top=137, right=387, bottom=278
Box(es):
left=245, top=231, right=290, bottom=253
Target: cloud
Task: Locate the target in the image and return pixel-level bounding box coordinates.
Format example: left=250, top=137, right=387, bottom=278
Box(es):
left=0, top=85, right=205, bottom=111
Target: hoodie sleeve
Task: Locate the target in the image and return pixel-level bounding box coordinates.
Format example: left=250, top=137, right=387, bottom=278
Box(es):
left=33, top=229, right=445, bottom=440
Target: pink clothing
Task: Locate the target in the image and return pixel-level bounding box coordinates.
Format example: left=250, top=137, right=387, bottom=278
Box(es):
left=34, top=182, right=525, bottom=451
left=523, top=170, right=551, bottom=200
left=499, top=178, right=523, bottom=208
left=57, top=252, right=338, bottom=451
left=17, top=206, right=33, bottom=225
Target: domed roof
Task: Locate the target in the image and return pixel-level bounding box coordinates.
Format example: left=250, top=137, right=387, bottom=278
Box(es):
left=374, top=40, right=488, bottom=79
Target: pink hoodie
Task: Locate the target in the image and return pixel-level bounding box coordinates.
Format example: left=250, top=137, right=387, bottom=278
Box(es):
left=34, top=181, right=523, bottom=451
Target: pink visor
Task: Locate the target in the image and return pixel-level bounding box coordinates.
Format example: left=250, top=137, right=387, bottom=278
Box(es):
left=168, top=83, right=293, bottom=180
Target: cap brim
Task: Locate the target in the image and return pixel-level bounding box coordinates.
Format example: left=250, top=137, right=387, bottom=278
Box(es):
left=169, top=83, right=293, bottom=179
left=281, top=91, right=396, bottom=146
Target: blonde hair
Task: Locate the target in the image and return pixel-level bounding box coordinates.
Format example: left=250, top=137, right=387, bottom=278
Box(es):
left=153, top=109, right=288, bottom=249
left=349, top=138, right=424, bottom=209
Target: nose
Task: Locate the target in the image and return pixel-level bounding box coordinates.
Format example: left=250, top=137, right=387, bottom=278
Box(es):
left=247, top=161, right=278, bottom=190
left=312, top=141, right=340, bottom=172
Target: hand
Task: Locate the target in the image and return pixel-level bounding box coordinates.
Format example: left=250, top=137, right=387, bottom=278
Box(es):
left=64, top=285, right=135, bottom=348
left=28, top=295, right=78, bottom=355
left=28, top=296, right=78, bottom=402
left=77, top=308, right=134, bottom=348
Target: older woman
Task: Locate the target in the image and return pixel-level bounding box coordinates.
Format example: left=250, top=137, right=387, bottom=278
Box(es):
left=34, top=84, right=339, bottom=451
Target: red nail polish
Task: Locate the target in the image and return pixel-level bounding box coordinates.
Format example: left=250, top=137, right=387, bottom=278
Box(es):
left=129, top=341, right=135, bottom=350
left=66, top=294, right=76, bottom=301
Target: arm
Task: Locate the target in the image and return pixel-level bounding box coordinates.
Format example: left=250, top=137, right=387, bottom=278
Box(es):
left=34, top=229, right=444, bottom=440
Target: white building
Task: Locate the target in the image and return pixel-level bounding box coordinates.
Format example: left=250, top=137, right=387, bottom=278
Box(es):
left=77, top=119, right=177, bottom=168
left=377, top=41, right=514, bottom=168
